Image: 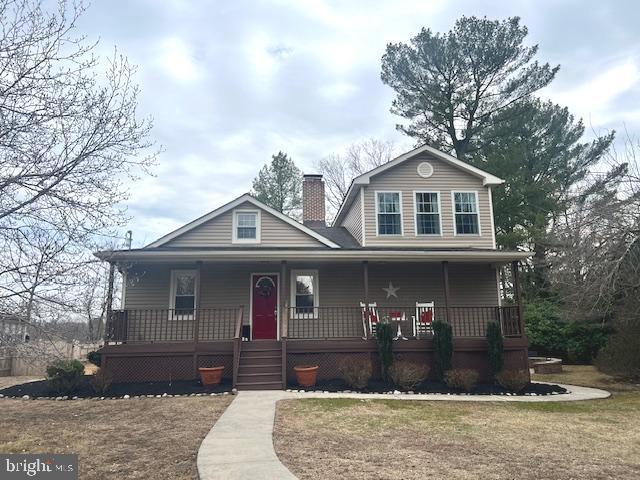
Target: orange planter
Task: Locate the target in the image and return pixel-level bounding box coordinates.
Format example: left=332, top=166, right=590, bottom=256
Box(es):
left=294, top=365, right=319, bottom=387
left=199, top=366, right=224, bottom=386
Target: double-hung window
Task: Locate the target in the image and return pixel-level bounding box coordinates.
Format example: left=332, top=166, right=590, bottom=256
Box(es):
left=415, top=192, right=441, bottom=235
left=233, top=210, right=260, bottom=243
left=170, top=270, right=197, bottom=319
left=291, top=270, right=318, bottom=318
left=376, top=192, right=402, bottom=235
left=453, top=192, right=480, bottom=235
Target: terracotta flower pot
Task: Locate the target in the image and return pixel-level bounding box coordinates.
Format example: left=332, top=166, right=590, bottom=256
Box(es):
left=199, top=366, right=224, bottom=386
left=294, top=365, right=319, bottom=387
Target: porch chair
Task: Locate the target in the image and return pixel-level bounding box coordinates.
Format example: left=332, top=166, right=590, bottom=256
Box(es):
left=414, top=302, right=435, bottom=338
left=360, top=302, right=379, bottom=339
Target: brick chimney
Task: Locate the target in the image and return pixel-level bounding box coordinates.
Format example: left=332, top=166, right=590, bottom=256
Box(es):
left=302, top=174, right=326, bottom=227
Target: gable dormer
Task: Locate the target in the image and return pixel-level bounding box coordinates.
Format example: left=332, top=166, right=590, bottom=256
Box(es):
left=335, top=145, right=503, bottom=249
left=146, top=195, right=339, bottom=249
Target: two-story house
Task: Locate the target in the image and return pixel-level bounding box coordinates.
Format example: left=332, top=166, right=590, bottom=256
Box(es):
left=97, top=144, right=531, bottom=389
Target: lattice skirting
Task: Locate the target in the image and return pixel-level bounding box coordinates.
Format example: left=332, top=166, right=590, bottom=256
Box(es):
left=103, top=353, right=233, bottom=383
left=287, top=348, right=528, bottom=383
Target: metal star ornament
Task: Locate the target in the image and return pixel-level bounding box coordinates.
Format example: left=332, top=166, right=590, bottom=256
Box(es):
left=383, top=281, right=400, bottom=299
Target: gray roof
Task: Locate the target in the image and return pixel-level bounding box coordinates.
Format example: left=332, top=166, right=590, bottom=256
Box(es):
left=308, top=226, right=360, bottom=248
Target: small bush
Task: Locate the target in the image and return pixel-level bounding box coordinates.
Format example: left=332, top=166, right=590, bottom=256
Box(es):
left=90, top=368, right=113, bottom=394
left=338, top=358, right=372, bottom=390
left=388, top=361, right=429, bottom=390
left=432, top=320, right=453, bottom=381
left=444, top=369, right=478, bottom=392
left=46, top=359, right=85, bottom=395
left=87, top=350, right=101, bottom=367
left=376, top=323, right=394, bottom=380
left=496, top=369, right=530, bottom=393
left=486, top=321, right=503, bottom=378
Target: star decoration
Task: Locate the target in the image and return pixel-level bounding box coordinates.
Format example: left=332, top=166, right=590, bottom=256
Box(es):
left=383, top=281, right=400, bottom=299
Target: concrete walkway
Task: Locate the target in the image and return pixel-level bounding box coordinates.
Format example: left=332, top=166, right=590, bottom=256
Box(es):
left=197, top=383, right=610, bottom=479
left=197, top=390, right=296, bottom=480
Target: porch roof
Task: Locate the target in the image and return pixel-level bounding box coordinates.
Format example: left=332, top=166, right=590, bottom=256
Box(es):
left=95, top=246, right=531, bottom=263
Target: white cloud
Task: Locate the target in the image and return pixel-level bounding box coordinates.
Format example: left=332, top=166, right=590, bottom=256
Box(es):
left=155, top=37, right=202, bottom=83
left=546, top=60, right=640, bottom=125
left=318, top=81, right=358, bottom=100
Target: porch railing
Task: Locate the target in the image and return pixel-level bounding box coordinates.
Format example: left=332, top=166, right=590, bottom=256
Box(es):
left=287, top=305, right=522, bottom=340
left=105, top=308, right=241, bottom=344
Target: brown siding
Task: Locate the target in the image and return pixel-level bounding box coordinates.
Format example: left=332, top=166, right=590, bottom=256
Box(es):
left=362, top=155, right=495, bottom=248
left=340, top=191, right=363, bottom=245
left=163, top=201, right=325, bottom=247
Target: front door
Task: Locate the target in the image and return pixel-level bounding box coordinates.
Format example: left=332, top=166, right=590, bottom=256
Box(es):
left=251, top=274, right=278, bottom=339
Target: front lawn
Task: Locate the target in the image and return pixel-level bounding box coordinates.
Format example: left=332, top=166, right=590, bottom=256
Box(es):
left=0, top=392, right=232, bottom=479
left=274, top=366, right=640, bottom=479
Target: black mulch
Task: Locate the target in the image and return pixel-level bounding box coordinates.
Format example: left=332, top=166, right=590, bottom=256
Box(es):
left=289, top=378, right=567, bottom=396
left=0, top=376, right=232, bottom=399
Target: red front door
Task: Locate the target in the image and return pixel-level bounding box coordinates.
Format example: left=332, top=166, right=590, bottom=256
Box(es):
left=251, top=274, right=278, bottom=339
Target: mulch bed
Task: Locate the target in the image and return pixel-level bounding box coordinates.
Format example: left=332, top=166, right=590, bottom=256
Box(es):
left=288, top=378, right=567, bottom=396
left=0, top=376, right=232, bottom=399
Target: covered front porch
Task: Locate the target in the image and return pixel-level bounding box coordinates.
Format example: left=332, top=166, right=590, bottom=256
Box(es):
left=100, top=256, right=528, bottom=388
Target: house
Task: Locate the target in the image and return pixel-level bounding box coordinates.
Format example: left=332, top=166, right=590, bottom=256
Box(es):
left=96, top=144, right=531, bottom=389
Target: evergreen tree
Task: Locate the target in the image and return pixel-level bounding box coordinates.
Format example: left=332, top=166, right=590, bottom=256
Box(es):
left=381, top=16, right=558, bottom=158
left=251, top=151, right=302, bottom=217
left=476, top=99, right=616, bottom=295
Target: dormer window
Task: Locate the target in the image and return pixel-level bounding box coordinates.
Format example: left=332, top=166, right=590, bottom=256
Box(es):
left=376, top=192, right=403, bottom=235
left=233, top=210, right=261, bottom=243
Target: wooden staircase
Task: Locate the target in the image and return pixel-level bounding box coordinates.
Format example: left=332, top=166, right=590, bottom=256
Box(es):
left=235, top=340, right=283, bottom=390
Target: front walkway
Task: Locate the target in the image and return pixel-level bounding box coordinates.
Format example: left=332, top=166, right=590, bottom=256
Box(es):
left=197, top=383, right=610, bottom=480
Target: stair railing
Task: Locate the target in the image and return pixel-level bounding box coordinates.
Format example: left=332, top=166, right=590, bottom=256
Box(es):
left=232, top=305, right=244, bottom=388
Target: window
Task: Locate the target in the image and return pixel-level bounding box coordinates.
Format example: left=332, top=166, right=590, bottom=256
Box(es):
left=170, top=270, right=197, bottom=318
left=376, top=192, right=402, bottom=235
left=290, top=270, right=318, bottom=318
left=415, top=192, right=441, bottom=235
left=233, top=210, right=260, bottom=243
left=453, top=192, right=480, bottom=235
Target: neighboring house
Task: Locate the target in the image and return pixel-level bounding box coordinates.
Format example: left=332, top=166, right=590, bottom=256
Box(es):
left=0, top=315, right=29, bottom=345
left=97, top=144, right=530, bottom=389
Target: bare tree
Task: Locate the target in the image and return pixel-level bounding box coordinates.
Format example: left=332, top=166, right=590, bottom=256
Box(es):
left=316, top=139, right=397, bottom=218
left=0, top=0, right=156, bottom=324
left=548, top=132, right=640, bottom=323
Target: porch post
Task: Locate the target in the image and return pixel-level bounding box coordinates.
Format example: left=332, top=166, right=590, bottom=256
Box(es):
left=511, top=260, right=525, bottom=336
left=442, top=261, right=451, bottom=323
left=104, top=262, right=115, bottom=343
left=362, top=261, right=369, bottom=303
left=193, top=261, right=203, bottom=376
left=280, top=260, right=288, bottom=333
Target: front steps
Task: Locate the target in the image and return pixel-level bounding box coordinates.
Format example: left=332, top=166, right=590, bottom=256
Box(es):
left=235, top=340, right=283, bottom=390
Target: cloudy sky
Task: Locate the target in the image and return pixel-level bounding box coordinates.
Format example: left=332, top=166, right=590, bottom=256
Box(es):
left=75, top=0, right=640, bottom=247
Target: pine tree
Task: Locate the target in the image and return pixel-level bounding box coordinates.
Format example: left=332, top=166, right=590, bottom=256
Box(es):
left=251, top=151, right=302, bottom=217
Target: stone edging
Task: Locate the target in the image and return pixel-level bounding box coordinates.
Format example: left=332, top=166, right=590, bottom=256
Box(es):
left=285, top=382, right=610, bottom=402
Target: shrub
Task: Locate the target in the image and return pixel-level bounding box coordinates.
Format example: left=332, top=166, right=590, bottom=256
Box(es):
left=525, top=299, right=609, bottom=363
left=524, top=299, right=566, bottom=357
left=496, top=369, right=530, bottom=393
left=388, top=361, right=429, bottom=390
left=90, top=368, right=113, bottom=394
left=87, top=350, right=101, bottom=367
left=376, top=323, right=394, bottom=380
left=338, top=358, right=372, bottom=390
left=596, top=325, right=640, bottom=380
left=46, top=359, right=85, bottom=395
left=564, top=322, right=609, bottom=364
left=444, top=369, right=478, bottom=392
left=432, top=320, right=453, bottom=381
left=486, top=321, right=503, bottom=378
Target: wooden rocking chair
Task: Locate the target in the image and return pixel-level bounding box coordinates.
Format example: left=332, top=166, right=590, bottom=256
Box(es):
left=360, top=302, right=379, bottom=339
left=414, top=302, right=435, bottom=338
